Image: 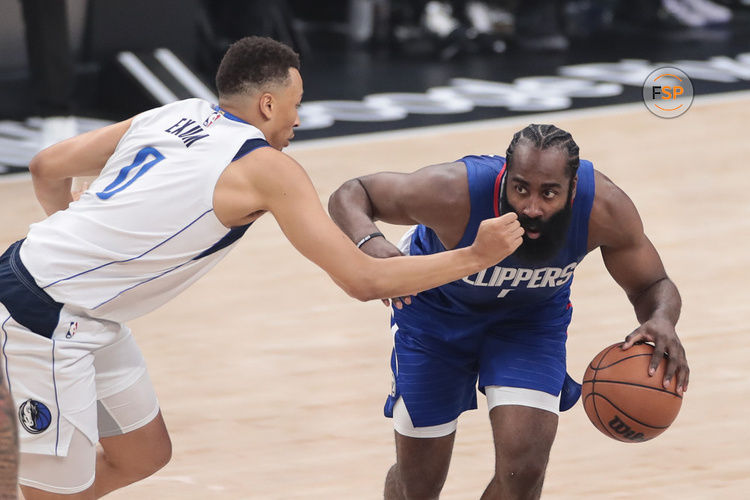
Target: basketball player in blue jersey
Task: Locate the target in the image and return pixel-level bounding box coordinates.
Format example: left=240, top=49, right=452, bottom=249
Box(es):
left=0, top=37, right=524, bottom=499
left=329, top=124, right=690, bottom=500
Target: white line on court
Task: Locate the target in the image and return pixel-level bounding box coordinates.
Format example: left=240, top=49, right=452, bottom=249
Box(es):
left=287, top=89, right=750, bottom=152
left=2, top=89, right=749, bottom=185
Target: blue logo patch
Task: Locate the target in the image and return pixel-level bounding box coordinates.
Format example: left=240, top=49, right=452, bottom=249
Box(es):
left=18, top=399, right=52, bottom=434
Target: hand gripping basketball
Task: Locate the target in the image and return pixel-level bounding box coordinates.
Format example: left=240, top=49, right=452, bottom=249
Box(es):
left=582, top=342, right=683, bottom=443
left=622, top=317, right=689, bottom=395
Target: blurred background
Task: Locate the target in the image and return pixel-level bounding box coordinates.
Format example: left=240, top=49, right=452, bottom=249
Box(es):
left=1, top=0, right=749, bottom=171
left=2, top=3, right=750, bottom=498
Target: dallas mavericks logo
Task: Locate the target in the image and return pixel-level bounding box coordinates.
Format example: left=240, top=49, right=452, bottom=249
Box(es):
left=18, top=399, right=52, bottom=434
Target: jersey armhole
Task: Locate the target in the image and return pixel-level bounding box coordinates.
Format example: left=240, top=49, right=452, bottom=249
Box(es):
left=231, top=138, right=271, bottom=162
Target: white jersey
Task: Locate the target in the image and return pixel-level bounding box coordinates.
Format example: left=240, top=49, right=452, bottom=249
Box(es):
left=20, top=98, right=269, bottom=323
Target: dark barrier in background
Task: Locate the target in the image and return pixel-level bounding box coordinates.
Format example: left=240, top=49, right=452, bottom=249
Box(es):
left=0, top=0, right=203, bottom=119
left=83, top=0, right=200, bottom=61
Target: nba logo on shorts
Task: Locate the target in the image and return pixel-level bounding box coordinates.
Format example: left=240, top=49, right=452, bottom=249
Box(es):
left=18, top=399, right=52, bottom=434
left=66, top=321, right=78, bottom=339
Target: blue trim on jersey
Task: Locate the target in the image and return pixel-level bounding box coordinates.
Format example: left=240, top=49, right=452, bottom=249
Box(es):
left=0, top=241, right=63, bottom=338
left=51, top=339, right=61, bottom=456
left=193, top=222, right=253, bottom=260
left=211, top=105, right=250, bottom=124
left=92, top=219, right=254, bottom=307
left=41, top=209, right=215, bottom=289
left=231, top=138, right=271, bottom=162
left=92, top=257, right=196, bottom=310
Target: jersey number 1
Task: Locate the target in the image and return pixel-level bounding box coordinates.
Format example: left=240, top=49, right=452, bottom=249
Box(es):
left=96, top=147, right=165, bottom=200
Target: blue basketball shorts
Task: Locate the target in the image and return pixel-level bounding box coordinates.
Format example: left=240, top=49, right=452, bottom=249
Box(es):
left=384, top=320, right=568, bottom=427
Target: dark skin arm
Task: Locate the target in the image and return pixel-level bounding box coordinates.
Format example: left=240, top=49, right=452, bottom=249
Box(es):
left=332, top=163, right=687, bottom=392
left=329, top=162, right=517, bottom=307
left=588, top=170, right=689, bottom=394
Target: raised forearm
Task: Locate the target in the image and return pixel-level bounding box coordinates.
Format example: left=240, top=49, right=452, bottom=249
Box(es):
left=629, top=277, right=681, bottom=326
left=353, top=246, right=484, bottom=300
left=30, top=168, right=74, bottom=216
left=344, top=215, right=521, bottom=300
left=328, top=178, right=380, bottom=242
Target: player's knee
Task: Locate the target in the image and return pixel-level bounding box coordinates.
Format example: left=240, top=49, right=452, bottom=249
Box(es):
left=394, top=464, right=445, bottom=500
left=127, top=444, right=171, bottom=481
left=142, top=434, right=172, bottom=475
left=105, top=433, right=172, bottom=480
left=495, top=451, right=548, bottom=487
left=149, top=437, right=172, bottom=472
left=401, top=479, right=443, bottom=500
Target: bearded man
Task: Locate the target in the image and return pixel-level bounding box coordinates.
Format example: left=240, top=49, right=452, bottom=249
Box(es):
left=328, top=123, right=690, bottom=500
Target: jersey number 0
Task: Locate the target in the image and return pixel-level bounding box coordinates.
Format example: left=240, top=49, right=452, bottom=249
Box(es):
left=96, top=147, right=166, bottom=200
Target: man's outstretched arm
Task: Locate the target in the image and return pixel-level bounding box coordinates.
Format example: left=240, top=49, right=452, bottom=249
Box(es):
left=589, top=171, right=688, bottom=394
left=220, top=150, right=522, bottom=301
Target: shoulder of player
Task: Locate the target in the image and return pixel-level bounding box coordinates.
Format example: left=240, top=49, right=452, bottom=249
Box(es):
left=229, top=145, right=305, bottom=180
left=213, top=146, right=314, bottom=223
left=401, top=161, right=469, bottom=244
left=589, top=169, right=643, bottom=249
left=409, top=161, right=468, bottom=205
left=216, top=146, right=313, bottom=207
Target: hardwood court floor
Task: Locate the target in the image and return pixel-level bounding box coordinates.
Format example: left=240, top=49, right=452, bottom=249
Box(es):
left=2, top=94, right=749, bottom=499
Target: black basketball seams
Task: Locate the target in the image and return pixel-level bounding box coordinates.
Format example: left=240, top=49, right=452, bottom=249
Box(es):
left=583, top=392, right=671, bottom=429
left=587, top=342, right=618, bottom=438
left=586, top=393, right=617, bottom=440
left=588, top=353, right=653, bottom=371
left=581, top=379, right=682, bottom=398
left=587, top=342, right=622, bottom=372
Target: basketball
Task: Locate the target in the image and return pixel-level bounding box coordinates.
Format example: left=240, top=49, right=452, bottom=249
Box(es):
left=582, top=342, right=683, bottom=443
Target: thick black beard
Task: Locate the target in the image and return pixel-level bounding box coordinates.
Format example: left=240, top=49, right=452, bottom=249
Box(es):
left=500, top=182, right=574, bottom=264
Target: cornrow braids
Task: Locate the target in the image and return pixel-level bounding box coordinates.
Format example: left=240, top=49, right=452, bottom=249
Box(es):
left=505, top=124, right=580, bottom=178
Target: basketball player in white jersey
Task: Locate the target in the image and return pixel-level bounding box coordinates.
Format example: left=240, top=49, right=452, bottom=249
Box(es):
left=0, top=37, right=524, bottom=499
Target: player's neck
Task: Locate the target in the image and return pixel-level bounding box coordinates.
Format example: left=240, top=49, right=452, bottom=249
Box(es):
left=217, top=99, right=259, bottom=128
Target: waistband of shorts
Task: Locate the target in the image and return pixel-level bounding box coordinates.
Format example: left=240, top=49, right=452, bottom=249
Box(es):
left=0, top=239, right=63, bottom=338
left=9, top=240, right=59, bottom=306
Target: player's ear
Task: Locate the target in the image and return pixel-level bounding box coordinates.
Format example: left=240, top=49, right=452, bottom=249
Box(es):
left=570, top=174, right=578, bottom=200
left=259, top=93, right=274, bottom=120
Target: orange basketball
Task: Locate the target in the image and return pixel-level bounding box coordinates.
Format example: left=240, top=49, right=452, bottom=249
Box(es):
left=582, top=342, right=683, bottom=443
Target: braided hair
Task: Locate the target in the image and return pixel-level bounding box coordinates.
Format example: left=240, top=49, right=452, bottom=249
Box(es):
left=505, top=124, right=580, bottom=178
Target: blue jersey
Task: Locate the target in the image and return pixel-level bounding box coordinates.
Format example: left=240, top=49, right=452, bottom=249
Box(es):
left=393, top=155, right=595, bottom=340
